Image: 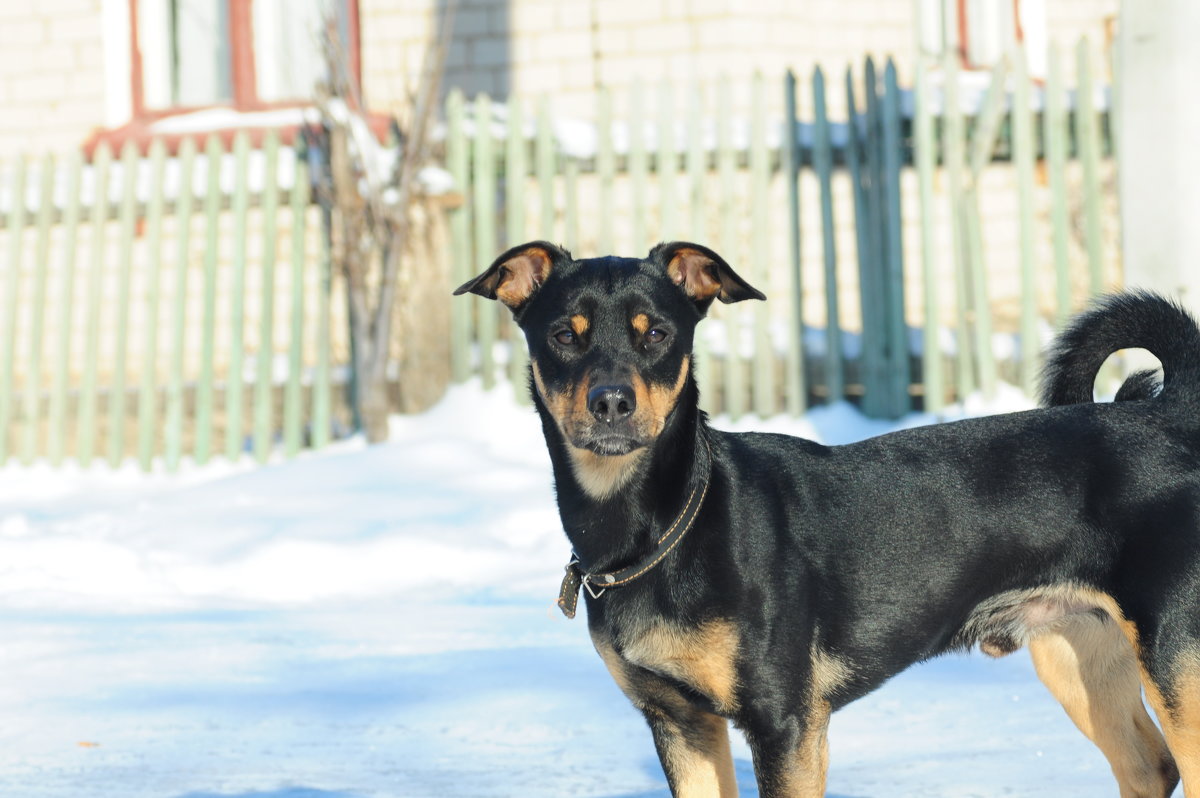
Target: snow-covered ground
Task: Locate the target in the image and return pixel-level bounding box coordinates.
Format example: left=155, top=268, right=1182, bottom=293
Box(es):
left=0, top=381, right=1177, bottom=797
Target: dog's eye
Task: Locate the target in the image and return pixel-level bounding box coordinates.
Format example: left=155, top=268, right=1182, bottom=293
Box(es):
left=645, top=329, right=668, bottom=344
left=553, top=329, right=576, bottom=346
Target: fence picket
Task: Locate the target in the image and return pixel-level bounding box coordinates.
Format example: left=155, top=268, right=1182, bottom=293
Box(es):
left=629, top=81, right=648, bottom=252
left=913, top=57, right=942, bottom=415
left=1076, top=38, right=1105, bottom=295
left=506, top=97, right=526, bottom=245
left=48, top=150, right=83, bottom=464
left=78, top=145, right=110, bottom=466
left=1045, top=42, right=1072, bottom=323
left=965, top=61, right=1009, bottom=401
left=473, top=94, right=498, bottom=390
left=881, top=60, right=909, bottom=418
left=535, top=95, right=555, bottom=240
left=225, top=132, right=251, bottom=460
left=941, top=52, right=975, bottom=402
left=446, top=89, right=472, bottom=383
left=686, top=83, right=714, bottom=414
left=716, top=75, right=744, bottom=420
left=812, top=67, right=843, bottom=404
left=846, top=66, right=882, bottom=415
left=196, top=134, right=223, bottom=464
left=686, top=84, right=705, bottom=243
left=312, top=171, right=333, bottom=450
left=1012, top=44, right=1039, bottom=396
left=596, top=88, right=615, bottom=254
left=505, top=97, right=529, bottom=398
left=968, top=62, right=1011, bottom=176
left=1108, top=39, right=1121, bottom=170
left=136, top=139, right=167, bottom=470
left=108, top=141, right=139, bottom=467
left=658, top=80, right=676, bottom=241
left=284, top=147, right=310, bottom=458
left=750, top=73, right=774, bottom=418
left=165, top=138, right=196, bottom=471
left=782, top=69, right=805, bottom=415
left=862, top=60, right=888, bottom=416
left=564, top=157, right=579, bottom=252
left=253, top=130, right=280, bottom=463
left=21, top=153, right=55, bottom=463
left=0, top=155, right=27, bottom=464
left=963, top=198, right=995, bottom=399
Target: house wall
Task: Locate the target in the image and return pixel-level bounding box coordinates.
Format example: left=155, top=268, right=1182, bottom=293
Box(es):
left=0, top=0, right=108, bottom=158
left=361, top=0, right=1121, bottom=118
left=0, top=0, right=1121, bottom=158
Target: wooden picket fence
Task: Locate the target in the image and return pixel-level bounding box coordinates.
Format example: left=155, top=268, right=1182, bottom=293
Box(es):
left=0, top=41, right=1118, bottom=472
left=915, top=39, right=1118, bottom=414
left=447, top=42, right=1118, bottom=420
left=0, top=131, right=336, bottom=472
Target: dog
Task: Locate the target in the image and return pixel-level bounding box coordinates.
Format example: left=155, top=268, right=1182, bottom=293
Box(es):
left=455, top=240, right=1199, bottom=797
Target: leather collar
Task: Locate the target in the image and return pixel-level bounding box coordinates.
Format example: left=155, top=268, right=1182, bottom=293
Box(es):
left=556, top=437, right=713, bottom=619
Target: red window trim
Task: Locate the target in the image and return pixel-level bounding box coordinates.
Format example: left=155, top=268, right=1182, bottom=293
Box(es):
left=956, top=0, right=1025, bottom=71
left=85, top=0, right=366, bottom=157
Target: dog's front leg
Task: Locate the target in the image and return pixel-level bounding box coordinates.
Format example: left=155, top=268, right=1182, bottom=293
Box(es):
left=645, top=705, right=738, bottom=798
left=594, top=637, right=737, bottom=796
left=744, top=703, right=831, bottom=798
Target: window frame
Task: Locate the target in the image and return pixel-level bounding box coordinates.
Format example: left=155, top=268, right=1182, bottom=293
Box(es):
left=87, top=0, right=363, bottom=155
left=956, top=0, right=1030, bottom=72
left=129, top=0, right=362, bottom=119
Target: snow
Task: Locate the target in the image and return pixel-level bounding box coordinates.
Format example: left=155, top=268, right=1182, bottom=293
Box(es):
left=149, top=108, right=314, bottom=135
left=415, top=165, right=456, bottom=196
left=0, top=379, right=1177, bottom=797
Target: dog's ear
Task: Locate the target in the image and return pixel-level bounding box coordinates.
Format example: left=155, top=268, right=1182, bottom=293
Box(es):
left=651, top=241, right=765, bottom=310
left=454, top=241, right=571, bottom=310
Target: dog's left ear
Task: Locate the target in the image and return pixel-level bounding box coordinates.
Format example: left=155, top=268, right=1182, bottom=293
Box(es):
left=651, top=242, right=765, bottom=310
left=453, top=241, right=571, bottom=310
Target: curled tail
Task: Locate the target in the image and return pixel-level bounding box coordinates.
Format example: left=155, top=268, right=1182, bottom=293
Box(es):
left=1039, top=290, right=1200, bottom=406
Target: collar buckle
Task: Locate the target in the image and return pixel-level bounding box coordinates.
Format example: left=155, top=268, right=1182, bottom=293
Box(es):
left=582, top=574, right=610, bottom=600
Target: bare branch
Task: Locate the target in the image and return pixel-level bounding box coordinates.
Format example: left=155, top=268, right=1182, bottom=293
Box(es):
left=309, top=1, right=460, bottom=442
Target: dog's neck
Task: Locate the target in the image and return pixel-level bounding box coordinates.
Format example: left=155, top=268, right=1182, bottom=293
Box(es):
left=534, top=379, right=707, bottom=574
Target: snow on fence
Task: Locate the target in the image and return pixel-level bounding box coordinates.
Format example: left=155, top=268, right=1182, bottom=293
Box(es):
left=446, top=41, right=1118, bottom=422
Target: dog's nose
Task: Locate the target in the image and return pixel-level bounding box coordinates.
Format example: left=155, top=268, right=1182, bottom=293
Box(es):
left=588, top=385, right=636, bottom=424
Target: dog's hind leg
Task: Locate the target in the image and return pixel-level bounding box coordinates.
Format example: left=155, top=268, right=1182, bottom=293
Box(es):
left=1140, top=646, right=1200, bottom=797
left=1029, top=612, right=1179, bottom=798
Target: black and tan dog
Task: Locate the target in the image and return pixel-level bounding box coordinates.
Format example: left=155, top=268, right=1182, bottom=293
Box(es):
left=455, top=240, right=1200, bottom=797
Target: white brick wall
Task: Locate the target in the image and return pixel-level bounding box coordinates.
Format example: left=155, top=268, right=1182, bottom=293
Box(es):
left=0, top=0, right=1120, bottom=159
left=0, top=1, right=105, bottom=157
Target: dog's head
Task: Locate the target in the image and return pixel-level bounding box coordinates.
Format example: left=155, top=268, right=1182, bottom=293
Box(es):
left=456, top=242, right=763, bottom=464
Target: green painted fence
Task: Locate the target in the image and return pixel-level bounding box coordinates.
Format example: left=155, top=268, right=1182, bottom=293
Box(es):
left=0, top=41, right=1120, bottom=472
left=0, top=131, right=335, bottom=471
left=448, top=44, right=1118, bottom=421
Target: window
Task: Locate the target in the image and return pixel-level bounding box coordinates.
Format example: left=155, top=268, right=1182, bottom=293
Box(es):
left=918, top=0, right=1047, bottom=77
left=138, top=0, right=232, bottom=109
left=131, top=0, right=360, bottom=117
left=85, top=0, right=362, bottom=153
